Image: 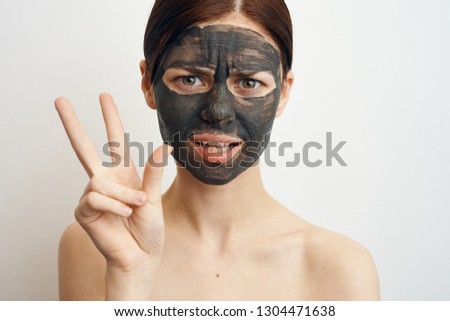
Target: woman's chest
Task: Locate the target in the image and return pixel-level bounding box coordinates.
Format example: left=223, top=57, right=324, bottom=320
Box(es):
left=149, top=246, right=314, bottom=300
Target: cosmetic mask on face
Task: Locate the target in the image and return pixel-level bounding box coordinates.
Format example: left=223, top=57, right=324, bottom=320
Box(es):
left=153, top=25, right=282, bottom=185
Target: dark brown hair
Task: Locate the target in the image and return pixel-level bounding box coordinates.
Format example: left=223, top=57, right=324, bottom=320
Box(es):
left=143, top=0, right=293, bottom=83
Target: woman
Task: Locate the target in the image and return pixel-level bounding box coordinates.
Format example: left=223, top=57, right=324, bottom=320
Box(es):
left=56, top=0, right=380, bottom=300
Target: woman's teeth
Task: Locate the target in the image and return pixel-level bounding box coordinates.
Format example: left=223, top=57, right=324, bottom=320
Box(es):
left=194, top=141, right=240, bottom=150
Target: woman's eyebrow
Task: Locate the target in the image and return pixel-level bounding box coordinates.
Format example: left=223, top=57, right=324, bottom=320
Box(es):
left=229, top=69, right=275, bottom=76
left=167, top=65, right=215, bottom=76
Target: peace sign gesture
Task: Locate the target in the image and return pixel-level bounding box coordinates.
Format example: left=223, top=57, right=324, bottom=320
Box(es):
left=55, top=93, right=171, bottom=299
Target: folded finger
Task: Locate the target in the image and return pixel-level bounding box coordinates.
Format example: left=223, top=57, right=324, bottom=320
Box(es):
left=77, top=191, right=133, bottom=221
left=88, top=176, right=147, bottom=206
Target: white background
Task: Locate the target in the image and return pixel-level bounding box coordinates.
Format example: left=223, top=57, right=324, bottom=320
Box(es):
left=0, top=0, right=449, bottom=300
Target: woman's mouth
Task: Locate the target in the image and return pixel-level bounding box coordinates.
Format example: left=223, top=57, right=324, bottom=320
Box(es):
left=188, top=133, right=244, bottom=164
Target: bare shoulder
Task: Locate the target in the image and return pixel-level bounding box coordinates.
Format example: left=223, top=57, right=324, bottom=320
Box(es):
left=263, top=205, right=380, bottom=300
left=58, top=222, right=106, bottom=300
left=301, top=223, right=380, bottom=300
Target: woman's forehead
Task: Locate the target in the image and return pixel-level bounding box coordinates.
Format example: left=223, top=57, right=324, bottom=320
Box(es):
left=180, top=24, right=276, bottom=49
left=197, top=13, right=280, bottom=50
left=160, top=25, right=281, bottom=73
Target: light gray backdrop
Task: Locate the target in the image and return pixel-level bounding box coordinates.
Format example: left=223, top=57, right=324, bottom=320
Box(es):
left=0, top=0, right=449, bottom=300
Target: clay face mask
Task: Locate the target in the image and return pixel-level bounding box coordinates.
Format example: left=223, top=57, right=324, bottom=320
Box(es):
left=153, top=25, right=282, bottom=185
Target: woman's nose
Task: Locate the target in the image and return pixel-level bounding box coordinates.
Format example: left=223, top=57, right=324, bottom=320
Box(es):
left=200, top=85, right=236, bottom=124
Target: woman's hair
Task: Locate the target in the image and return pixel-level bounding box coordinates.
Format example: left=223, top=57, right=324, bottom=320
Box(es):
left=143, top=0, right=293, bottom=83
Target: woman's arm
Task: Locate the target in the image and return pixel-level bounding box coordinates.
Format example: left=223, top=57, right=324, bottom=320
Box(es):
left=59, top=222, right=106, bottom=300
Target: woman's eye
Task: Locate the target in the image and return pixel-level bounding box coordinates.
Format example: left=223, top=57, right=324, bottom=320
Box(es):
left=163, top=69, right=212, bottom=94
left=180, top=76, right=202, bottom=87
left=227, top=72, right=275, bottom=98
left=238, top=78, right=261, bottom=90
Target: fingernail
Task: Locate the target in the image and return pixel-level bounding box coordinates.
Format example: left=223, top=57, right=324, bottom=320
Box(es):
left=137, top=192, right=147, bottom=204
left=123, top=206, right=133, bottom=216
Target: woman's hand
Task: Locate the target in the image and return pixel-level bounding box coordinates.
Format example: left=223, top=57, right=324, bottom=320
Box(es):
left=55, top=93, right=171, bottom=299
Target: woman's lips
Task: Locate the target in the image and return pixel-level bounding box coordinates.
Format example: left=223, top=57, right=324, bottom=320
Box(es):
left=188, top=132, right=244, bottom=164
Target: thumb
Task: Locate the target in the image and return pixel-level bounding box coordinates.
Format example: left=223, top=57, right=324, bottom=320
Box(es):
left=142, top=144, right=173, bottom=203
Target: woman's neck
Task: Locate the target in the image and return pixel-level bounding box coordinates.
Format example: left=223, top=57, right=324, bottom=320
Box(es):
left=162, top=164, right=276, bottom=250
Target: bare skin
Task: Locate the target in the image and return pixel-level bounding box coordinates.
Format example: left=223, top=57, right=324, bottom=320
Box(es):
left=56, top=15, right=380, bottom=301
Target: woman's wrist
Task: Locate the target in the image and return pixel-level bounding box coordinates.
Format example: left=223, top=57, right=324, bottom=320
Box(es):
left=105, top=259, right=160, bottom=300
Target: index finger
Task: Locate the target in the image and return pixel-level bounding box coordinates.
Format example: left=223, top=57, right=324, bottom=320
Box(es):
left=55, top=97, right=101, bottom=177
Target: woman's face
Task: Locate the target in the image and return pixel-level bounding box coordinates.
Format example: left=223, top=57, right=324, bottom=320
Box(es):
left=149, top=20, right=287, bottom=185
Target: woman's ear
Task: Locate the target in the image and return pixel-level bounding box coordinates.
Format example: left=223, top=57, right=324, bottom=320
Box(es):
left=276, top=70, right=294, bottom=117
left=140, top=60, right=157, bottom=110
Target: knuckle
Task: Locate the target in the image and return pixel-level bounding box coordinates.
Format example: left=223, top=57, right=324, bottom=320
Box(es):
left=122, top=187, right=134, bottom=200
left=74, top=206, right=81, bottom=220
left=83, top=191, right=98, bottom=207
left=89, top=175, right=103, bottom=192
left=74, top=208, right=84, bottom=224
